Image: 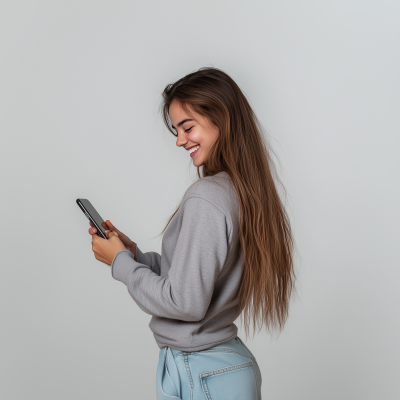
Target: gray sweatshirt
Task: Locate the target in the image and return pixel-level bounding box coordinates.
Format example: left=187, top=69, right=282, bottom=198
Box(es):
left=111, top=171, right=244, bottom=351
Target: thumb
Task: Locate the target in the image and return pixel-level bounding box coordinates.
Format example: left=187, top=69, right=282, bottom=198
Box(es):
left=105, top=230, right=118, bottom=239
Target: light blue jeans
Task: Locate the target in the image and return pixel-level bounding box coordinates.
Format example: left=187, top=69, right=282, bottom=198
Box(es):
left=156, top=336, right=262, bottom=399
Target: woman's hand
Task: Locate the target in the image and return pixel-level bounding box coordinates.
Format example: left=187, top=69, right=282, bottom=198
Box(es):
left=89, top=220, right=136, bottom=253
left=88, top=220, right=130, bottom=266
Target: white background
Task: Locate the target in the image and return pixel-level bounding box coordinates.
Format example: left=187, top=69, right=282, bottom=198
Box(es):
left=1, top=1, right=399, bottom=399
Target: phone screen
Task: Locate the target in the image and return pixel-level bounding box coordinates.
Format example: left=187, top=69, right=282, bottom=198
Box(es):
left=76, top=198, right=108, bottom=239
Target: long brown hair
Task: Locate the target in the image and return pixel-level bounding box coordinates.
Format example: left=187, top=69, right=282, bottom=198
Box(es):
left=159, top=67, right=296, bottom=338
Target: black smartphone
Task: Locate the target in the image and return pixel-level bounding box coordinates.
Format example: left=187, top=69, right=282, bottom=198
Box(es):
left=76, top=198, right=108, bottom=239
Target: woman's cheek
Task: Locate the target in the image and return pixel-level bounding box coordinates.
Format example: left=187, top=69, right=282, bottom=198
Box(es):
left=190, top=128, right=202, bottom=143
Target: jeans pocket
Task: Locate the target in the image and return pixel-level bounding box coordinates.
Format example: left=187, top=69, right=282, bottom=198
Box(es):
left=200, top=360, right=258, bottom=400
left=156, top=348, right=182, bottom=400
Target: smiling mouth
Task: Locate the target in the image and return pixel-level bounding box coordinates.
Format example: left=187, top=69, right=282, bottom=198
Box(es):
left=189, top=145, right=200, bottom=157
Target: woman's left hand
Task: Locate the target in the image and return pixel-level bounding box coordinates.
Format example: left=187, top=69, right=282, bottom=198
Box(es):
left=90, top=228, right=127, bottom=266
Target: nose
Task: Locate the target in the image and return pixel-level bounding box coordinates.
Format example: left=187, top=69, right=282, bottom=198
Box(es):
left=175, top=130, right=188, bottom=147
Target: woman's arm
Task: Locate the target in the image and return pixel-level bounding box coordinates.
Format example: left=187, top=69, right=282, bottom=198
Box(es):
left=135, top=246, right=161, bottom=276
left=93, top=220, right=162, bottom=275
left=111, top=196, right=229, bottom=321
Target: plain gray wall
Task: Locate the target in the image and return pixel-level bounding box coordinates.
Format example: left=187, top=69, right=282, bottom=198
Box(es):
left=1, top=1, right=399, bottom=399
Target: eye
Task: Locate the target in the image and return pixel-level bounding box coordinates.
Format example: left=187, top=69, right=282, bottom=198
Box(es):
left=185, top=127, right=193, bottom=133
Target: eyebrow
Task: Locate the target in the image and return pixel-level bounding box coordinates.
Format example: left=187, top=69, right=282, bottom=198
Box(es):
left=171, top=119, right=194, bottom=130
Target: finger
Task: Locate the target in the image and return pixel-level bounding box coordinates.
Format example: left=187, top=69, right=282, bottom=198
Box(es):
left=91, top=234, right=102, bottom=247
left=110, top=224, right=126, bottom=240
left=104, top=230, right=118, bottom=239
left=88, top=227, right=97, bottom=235
left=106, top=220, right=119, bottom=233
left=89, top=221, right=94, bottom=227
left=101, top=221, right=109, bottom=230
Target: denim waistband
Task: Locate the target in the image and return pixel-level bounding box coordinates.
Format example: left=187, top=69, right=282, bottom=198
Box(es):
left=167, top=336, right=255, bottom=361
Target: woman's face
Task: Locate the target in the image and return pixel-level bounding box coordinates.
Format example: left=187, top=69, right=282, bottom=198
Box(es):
left=169, top=100, right=219, bottom=167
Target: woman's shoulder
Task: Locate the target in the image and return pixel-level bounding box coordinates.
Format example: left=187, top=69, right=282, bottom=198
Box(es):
left=183, top=171, right=239, bottom=217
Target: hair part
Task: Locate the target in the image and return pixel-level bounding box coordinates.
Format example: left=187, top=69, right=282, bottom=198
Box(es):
left=159, top=67, right=296, bottom=338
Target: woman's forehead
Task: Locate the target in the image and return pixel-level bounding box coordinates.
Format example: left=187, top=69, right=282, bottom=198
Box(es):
left=169, top=101, right=196, bottom=124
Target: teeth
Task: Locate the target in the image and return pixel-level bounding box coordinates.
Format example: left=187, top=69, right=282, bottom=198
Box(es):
left=189, top=146, right=199, bottom=154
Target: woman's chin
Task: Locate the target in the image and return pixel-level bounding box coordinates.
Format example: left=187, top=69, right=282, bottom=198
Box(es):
left=192, top=156, right=202, bottom=167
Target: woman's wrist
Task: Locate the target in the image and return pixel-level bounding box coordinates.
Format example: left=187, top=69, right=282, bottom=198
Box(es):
left=131, top=241, right=137, bottom=261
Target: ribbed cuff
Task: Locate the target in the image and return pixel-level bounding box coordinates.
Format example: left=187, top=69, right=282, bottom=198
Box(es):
left=111, top=249, right=136, bottom=285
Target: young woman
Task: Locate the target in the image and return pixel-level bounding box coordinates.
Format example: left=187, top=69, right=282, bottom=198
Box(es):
left=88, top=67, right=295, bottom=400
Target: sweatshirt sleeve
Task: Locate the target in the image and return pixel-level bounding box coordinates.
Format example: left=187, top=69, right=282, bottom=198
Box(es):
left=136, top=246, right=161, bottom=276
left=110, top=196, right=230, bottom=321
